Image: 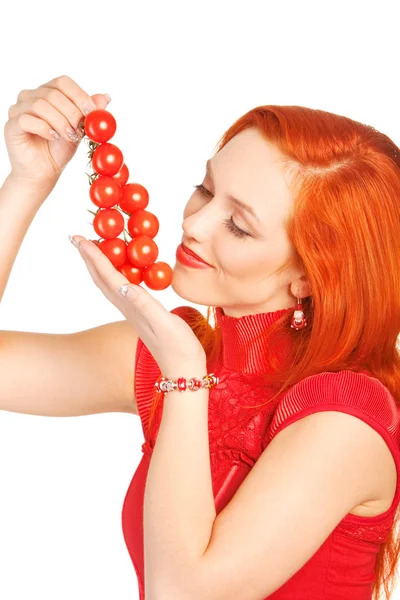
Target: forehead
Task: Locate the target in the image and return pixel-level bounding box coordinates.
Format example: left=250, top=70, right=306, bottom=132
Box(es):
left=215, top=127, right=288, bottom=174
left=211, top=128, right=293, bottom=220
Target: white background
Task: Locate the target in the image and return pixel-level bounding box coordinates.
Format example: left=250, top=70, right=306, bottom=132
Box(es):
left=0, top=1, right=399, bottom=598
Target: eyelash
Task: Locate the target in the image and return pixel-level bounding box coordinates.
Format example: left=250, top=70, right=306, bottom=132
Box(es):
left=193, top=184, right=251, bottom=239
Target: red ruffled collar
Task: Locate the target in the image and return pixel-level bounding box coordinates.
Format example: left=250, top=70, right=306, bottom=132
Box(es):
left=214, top=305, right=293, bottom=374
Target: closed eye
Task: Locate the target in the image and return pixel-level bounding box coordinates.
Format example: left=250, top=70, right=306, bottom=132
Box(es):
left=193, top=184, right=251, bottom=240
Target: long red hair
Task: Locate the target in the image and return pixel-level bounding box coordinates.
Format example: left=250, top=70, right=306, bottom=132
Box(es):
left=147, top=105, right=400, bottom=598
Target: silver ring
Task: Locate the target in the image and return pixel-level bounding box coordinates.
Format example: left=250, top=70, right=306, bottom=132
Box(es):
left=119, top=284, right=129, bottom=297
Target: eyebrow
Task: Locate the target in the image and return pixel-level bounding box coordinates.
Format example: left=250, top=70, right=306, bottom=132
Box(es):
left=206, top=160, right=262, bottom=226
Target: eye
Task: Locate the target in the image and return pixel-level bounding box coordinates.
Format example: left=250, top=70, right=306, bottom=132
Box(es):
left=193, top=184, right=251, bottom=240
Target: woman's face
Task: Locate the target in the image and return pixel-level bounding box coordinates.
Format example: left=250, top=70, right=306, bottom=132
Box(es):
left=171, top=127, right=309, bottom=317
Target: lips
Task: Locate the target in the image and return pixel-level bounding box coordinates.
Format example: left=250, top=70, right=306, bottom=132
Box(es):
left=182, top=244, right=212, bottom=266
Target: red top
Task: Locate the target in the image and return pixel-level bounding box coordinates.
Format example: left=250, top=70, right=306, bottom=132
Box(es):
left=121, top=305, right=400, bottom=599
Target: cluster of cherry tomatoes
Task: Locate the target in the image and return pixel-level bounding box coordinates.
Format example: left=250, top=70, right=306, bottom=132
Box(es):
left=83, top=109, right=173, bottom=291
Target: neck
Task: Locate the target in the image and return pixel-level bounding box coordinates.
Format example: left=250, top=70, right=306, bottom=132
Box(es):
left=214, top=305, right=294, bottom=375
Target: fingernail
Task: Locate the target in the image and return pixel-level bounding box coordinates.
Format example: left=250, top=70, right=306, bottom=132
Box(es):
left=104, top=93, right=112, bottom=103
left=68, top=235, right=80, bottom=248
left=83, top=102, right=96, bottom=115
left=66, top=127, right=80, bottom=143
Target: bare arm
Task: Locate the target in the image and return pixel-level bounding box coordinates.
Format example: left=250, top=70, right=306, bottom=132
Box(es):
left=0, top=173, right=56, bottom=303
left=0, top=176, right=140, bottom=417
left=0, top=78, right=140, bottom=418
left=0, top=319, right=139, bottom=416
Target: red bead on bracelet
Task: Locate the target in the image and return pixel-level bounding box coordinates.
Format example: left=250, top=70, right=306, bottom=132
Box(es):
left=154, top=373, right=219, bottom=393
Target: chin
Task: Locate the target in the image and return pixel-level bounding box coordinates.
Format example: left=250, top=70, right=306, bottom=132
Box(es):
left=169, top=274, right=189, bottom=299
left=169, top=275, right=213, bottom=307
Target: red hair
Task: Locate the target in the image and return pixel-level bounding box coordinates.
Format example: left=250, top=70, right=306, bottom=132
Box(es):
left=147, top=105, right=400, bottom=599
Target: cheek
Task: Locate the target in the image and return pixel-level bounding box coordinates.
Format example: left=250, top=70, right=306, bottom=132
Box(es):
left=214, top=238, right=262, bottom=276
left=216, top=230, right=291, bottom=278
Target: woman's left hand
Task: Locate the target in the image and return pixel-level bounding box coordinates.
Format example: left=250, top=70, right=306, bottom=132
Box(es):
left=70, top=236, right=207, bottom=376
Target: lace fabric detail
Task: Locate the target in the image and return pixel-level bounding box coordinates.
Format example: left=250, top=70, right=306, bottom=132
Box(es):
left=207, top=368, right=281, bottom=455
left=146, top=363, right=282, bottom=462
left=210, top=446, right=256, bottom=468
left=335, top=519, right=393, bottom=543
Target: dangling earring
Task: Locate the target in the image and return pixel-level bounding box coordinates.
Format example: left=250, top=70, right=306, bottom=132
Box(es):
left=291, top=297, right=307, bottom=330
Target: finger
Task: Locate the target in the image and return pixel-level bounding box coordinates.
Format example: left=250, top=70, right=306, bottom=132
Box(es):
left=73, top=238, right=167, bottom=328
left=74, top=239, right=134, bottom=317
left=77, top=246, right=104, bottom=288
left=74, top=237, right=129, bottom=291
left=73, top=238, right=159, bottom=330
left=90, top=93, right=111, bottom=108
left=11, top=85, right=111, bottom=144
left=36, top=88, right=86, bottom=139
left=5, top=112, right=62, bottom=145
left=34, top=74, right=109, bottom=119
left=9, top=99, right=84, bottom=145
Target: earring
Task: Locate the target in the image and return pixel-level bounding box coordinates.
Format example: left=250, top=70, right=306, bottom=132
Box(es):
left=291, top=297, right=307, bottom=330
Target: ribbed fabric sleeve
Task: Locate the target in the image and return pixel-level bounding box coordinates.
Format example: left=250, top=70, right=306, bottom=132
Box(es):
left=266, top=370, right=400, bottom=518
left=134, top=337, right=160, bottom=441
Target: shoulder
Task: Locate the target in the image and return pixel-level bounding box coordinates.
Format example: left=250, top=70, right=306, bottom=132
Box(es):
left=264, top=369, right=400, bottom=504
left=261, top=370, right=400, bottom=510
left=267, top=369, right=399, bottom=444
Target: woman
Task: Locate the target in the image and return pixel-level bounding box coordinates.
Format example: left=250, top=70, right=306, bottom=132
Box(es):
left=2, top=75, right=400, bottom=599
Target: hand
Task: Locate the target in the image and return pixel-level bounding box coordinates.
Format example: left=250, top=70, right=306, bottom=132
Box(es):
left=4, top=74, right=111, bottom=188
left=71, top=236, right=207, bottom=378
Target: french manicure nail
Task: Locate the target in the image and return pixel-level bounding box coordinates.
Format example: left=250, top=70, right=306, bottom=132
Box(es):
left=83, top=102, right=96, bottom=115
left=104, top=93, right=112, bottom=103
left=68, top=235, right=80, bottom=248
left=66, top=127, right=80, bottom=143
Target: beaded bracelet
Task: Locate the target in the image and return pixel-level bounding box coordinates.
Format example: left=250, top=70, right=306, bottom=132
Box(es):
left=154, top=373, right=219, bottom=393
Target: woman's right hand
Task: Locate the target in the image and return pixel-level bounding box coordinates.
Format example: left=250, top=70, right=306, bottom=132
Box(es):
left=4, top=75, right=111, bottom=190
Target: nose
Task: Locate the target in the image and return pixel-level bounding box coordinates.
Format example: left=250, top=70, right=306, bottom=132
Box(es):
left=182, top=201, right=217, bottom=242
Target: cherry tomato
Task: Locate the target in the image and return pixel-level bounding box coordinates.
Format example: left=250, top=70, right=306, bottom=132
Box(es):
left=117, top=262, right=143, bottom=285
left=98, top=238, right=127, bottom=268
left=127, top=209, right=159, bottom=238
left=89, top=176, right=121, bottom=208
left=142, top=262, right=173, bottom=291
left=92, top=143, right=124, bottom=177
left=84, top=110, right=117, bottom=143
left=93, top=208, right=125, bottom=239
left=127, top=235, right=158, bottom=268
left=119, top=183, right=149, bottom=213
left=112, top=163, right=129, bottom=187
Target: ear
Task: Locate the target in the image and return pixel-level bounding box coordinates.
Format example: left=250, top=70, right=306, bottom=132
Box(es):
left=291, top=275, right=312, bottom=299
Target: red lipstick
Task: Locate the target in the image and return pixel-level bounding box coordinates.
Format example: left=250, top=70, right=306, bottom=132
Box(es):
left=176, top=244, right=214, bottom=269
